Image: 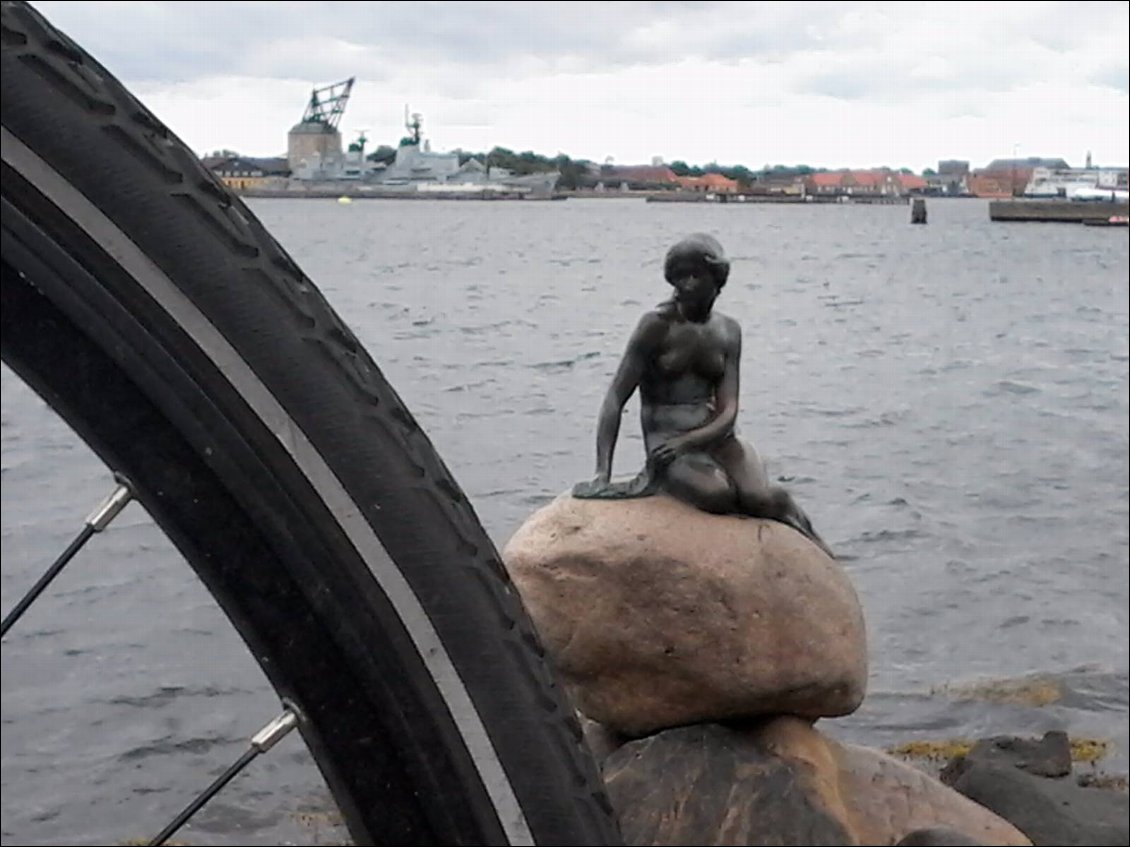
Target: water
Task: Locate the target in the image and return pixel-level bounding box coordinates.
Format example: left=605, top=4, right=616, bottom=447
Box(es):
left=2, top=197, right=1127, bottom=844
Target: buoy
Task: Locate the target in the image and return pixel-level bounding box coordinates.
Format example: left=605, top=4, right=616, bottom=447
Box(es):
left=337, top=196, right=353, bottom=205
left=911, top=197, right=927, bottom=224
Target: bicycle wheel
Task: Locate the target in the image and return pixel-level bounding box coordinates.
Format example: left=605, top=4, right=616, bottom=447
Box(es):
left=0, top=2, right=621, bottom=844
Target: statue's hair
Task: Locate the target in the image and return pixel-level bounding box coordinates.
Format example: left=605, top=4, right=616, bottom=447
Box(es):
left=663, top=233, right=730, bottom=289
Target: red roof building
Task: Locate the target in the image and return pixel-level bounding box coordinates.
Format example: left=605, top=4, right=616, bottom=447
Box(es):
left=805, top=170, right=913, bottom=196
left=896, top=173, right=927, bottom=193
left=675, top=173, right=739, bottom=193
left=602, top=165, right=678, bottom=186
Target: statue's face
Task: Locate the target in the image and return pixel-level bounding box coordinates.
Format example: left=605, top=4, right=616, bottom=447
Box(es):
left=668, top=256, right=718, bottom=319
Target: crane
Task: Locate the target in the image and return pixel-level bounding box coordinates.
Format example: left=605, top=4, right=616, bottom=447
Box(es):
left=301, top=77, right=355, bottom=130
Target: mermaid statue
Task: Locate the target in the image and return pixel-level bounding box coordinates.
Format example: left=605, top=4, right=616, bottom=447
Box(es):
left=573, top=233, right=831, bottom=556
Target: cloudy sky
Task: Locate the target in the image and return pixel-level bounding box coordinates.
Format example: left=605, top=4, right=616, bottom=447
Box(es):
left=32, top=0, right=1130, bottom=172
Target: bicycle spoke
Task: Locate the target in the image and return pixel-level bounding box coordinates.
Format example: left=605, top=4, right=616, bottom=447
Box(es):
left=148, top=708, right=299, bottom=847
left=1, top=476, right=133, bottom=638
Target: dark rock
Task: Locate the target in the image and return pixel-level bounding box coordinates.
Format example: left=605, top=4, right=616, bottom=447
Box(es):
left=579, top=713, right=628, bottom=763
left=940, top=732, right=1072, bottom=780
left=603, top=722, right=854, bottom=846
left=601, top=717, right=1029, bottom=846
left=896, top=828, right=987, bottom=846
left=943, top=757, right=1129, bottom=846
left=1077, top=772, right=1129, bottom=791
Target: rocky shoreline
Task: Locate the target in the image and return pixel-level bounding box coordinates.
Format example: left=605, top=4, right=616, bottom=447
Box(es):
left=502, top=492, right=1128, bottom=846
left=578, top=719, right=1128, bottom=846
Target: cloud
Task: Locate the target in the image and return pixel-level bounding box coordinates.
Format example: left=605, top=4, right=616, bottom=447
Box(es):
left=33, top=1, right=891, bottom=80
left=1090, top=64, right=1130, bottom=94
left=36, top=1, right=1129, bottom=95
left=29, top=0, right=1130, bottom=170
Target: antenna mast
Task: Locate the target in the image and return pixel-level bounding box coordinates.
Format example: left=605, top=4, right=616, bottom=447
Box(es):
left=404, top=105, right=423, bottom=145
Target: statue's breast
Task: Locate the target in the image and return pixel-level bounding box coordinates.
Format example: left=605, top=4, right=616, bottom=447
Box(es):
left=654, top=325, right=726, bottom=382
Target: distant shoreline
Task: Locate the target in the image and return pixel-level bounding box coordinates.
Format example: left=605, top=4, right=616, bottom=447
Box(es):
left=237, top=186, right=932, bottom=204
left=239, top=187, right=565, bottom=201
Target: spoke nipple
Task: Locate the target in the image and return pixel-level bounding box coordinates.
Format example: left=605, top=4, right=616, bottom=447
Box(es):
left=251, top=709, right=299, bottom=752
left=85, top=481, right=133, bottom=531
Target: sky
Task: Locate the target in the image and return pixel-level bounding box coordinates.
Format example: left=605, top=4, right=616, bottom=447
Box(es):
left=31, top=0, right=1130, bottom=173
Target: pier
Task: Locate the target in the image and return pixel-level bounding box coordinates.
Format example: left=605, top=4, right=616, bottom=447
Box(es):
left=989, top=199, right=1129, bottom=223
left=644, top=193, right=909, bottom=205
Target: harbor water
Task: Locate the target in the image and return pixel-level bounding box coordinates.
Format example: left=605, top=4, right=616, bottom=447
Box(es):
left=2, top=197, right=1127, bottom=844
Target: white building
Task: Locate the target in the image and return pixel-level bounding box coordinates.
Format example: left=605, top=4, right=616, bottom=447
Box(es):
left=1024, top=166, right=1129, bottom=199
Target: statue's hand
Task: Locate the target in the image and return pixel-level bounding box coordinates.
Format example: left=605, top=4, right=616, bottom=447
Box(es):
left=649, top=435, right=691, bottom=468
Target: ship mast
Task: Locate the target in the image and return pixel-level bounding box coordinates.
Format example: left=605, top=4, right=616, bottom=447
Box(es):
left=403, top=105, right=423, bottom=146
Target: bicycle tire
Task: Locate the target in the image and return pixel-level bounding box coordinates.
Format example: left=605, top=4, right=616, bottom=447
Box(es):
left=0, top=2, right=621, bottom=844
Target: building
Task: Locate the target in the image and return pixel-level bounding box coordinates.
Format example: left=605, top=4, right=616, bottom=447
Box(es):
left=803, top=170, right=921, bottom=197
left=1023, top=166, right=1128, bottom=198
left=898, top=173, right=927, bottom=194
left=1098, top=168, right=1130, bottom=190
left=967, top=157, right=1069, bottom=198
left=597, top=165, right=678, bottom=191
left=925, top=161, right=970, bottom=196
left=287, top=78, right=355, bottom=180
left=938, top=160, right=970, bottom=176
left=288, top=122, right=346, bottom=180
left=674, top=173, right=740, bottom=194
left=750, top=171, right=808, bottom=196
left=207, top=155, right=289, bottom=191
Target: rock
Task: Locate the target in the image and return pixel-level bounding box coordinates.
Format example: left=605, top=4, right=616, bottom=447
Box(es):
left=941, top=735, right=1129, bottom=847
left=579, top=713, right=628, bottom=763
left=829, top=733, right=1030, bottom=847
left=602, top=717, right=1031, bottom=846
left=603, top=719, right=854, bottom=846
left=502, top=493, right=867, bottom=736
left=895, top=828, right=987, bottom=846
left=939, top=732, right=1072, bottom=780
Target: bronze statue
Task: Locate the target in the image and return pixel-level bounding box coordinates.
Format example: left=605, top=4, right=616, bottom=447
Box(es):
left=573, top=233, right=832, bottom=556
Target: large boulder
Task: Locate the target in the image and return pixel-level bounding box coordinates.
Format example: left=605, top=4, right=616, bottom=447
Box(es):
left=502, top=493, right=867, bottom=736
left=601, top=717, right=1031, bottom=846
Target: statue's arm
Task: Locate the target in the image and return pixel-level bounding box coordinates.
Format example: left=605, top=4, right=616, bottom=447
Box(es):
left=688, top=347, right=739, bottom=449
left=593, top=313, right=660, bottom=481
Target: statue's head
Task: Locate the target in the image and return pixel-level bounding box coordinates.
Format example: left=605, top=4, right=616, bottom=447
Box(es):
left=664, top=233, right=730, bottom=289
left=663, top=234, right=730, bottom=319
